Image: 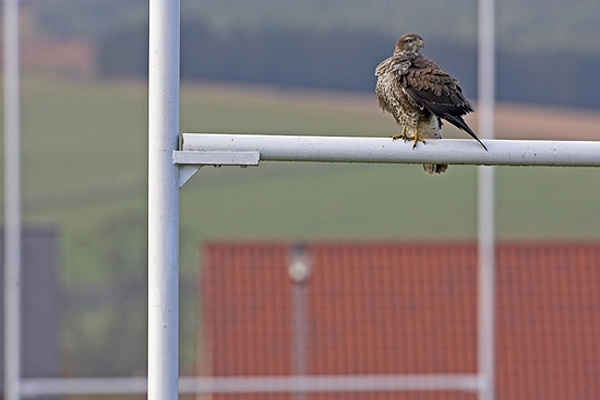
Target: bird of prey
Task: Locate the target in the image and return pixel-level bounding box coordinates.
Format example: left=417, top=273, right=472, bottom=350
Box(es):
left=375, top=33, right=487, bottom=174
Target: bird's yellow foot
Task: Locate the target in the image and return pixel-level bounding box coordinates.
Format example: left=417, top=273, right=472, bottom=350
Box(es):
left=411, top=135, right=426, bottom=149
left=391, top=126, right=408, bottom=141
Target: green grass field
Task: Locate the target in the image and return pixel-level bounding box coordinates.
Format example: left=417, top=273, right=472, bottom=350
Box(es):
left=14, top=80, right=600, bottom=269
left=4, top=76, right=600, bottom=373
left=16, top=78, right=599, bottom=242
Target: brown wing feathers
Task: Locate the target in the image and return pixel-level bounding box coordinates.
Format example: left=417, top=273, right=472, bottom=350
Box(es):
left=403, top=56, right=488, bottom=150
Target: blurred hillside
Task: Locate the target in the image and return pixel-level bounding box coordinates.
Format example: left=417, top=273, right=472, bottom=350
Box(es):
left=21, top=0, right=600, bottom=109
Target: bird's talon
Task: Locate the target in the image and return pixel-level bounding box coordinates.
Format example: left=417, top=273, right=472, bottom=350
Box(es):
left=411, top=136, right=425, bottom=149
left=391, top=126, right=409, bottom=142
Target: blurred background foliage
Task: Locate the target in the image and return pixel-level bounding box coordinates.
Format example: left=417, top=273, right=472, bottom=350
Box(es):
left=27, top=0, right=600, bottom=108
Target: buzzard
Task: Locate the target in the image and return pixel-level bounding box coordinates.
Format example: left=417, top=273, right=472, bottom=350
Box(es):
left=375, top=33, right=487, bottom=174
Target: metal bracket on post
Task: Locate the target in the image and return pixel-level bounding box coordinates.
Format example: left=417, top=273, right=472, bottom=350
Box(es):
left=173, top=150, right=260, bottom=187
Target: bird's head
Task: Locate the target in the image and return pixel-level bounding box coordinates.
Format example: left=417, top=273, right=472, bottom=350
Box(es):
left=394, top=33, right=424, bottom=56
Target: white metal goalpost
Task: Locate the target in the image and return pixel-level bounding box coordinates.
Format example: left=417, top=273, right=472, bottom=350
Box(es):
left=3, top=0, right=21, bottom=399
left=4, top=0, right=600, bottom=399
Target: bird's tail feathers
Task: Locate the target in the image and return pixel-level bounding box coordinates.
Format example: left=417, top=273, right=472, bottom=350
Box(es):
left=423, top=163, right=448, bottom=175
left=444, top=115, right=488, bottom=151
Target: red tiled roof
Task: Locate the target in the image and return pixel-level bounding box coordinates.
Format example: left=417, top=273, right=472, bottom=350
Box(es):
left=202, top=243, right=293, bottom=377
left=200, top=241, right=600, bottom=400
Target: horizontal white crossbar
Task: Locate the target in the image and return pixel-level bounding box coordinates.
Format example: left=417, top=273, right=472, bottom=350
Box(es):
left=20, top=374, right=481, bottom=396
left=179, top=374, right=481, bottom=393
left=179, top=133, right=600, bottom=167
left=21, top=377, right=147, bottom=396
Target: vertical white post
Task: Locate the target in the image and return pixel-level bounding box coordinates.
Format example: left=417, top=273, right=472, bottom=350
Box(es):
left=148, top=0, right=180, bottom=398
left=477, top=0, right=495, bottom=399
left=3, top=0, right=21, bottom=398
left=289, top=244, right=310, bottom=400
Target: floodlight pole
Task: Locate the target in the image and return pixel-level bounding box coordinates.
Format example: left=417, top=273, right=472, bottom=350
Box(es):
left=148, top=0, right=180, bottom=398
left=3, top=0, right=21, bottom=399
left=477, top=0, right=496, bottom=398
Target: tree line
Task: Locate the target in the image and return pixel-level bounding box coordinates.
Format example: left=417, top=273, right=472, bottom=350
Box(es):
left=98, top=20, right=600, bottom=109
